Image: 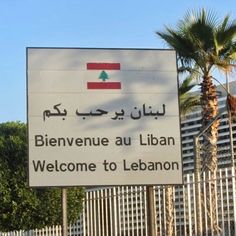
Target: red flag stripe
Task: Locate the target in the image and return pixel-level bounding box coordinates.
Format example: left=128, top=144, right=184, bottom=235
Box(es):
left=87, top=82, right=121, bottom=89
left=87, top=63, right=120, bottom=70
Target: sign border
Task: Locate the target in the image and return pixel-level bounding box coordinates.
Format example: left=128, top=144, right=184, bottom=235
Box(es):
left=26, top=47, right=183, bottom=187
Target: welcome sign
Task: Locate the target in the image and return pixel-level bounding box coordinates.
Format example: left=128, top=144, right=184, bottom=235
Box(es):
left=27, top=48, right=183, bottom=187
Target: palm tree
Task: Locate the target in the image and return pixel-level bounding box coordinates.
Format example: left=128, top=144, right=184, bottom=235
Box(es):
left=157, top=9, right=236, bottom=235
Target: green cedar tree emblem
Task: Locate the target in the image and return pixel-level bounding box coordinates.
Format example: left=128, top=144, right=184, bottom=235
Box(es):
left=99, top=70, right=109, bottom=81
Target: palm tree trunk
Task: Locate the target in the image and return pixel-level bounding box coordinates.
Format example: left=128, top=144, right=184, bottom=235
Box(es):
left=201, top=75, right=221, bottom=235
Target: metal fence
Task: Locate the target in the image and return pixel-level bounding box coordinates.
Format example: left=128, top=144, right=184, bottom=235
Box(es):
left=1, top=167, right=236, bottom=236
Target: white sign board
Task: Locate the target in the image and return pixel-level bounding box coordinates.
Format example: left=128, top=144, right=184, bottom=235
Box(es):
left=27, top=48, right=183, bottom=187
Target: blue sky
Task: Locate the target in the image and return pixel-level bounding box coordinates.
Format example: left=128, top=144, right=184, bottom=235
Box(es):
left=1, top=0, right=236, bottom=122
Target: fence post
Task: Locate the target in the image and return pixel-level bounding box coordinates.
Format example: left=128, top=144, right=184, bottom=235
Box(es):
left=146, top=185, right=156, bottom=236
left=61, top=188, right=68, bottom=236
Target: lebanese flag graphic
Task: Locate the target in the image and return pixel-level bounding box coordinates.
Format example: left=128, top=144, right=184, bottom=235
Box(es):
left=86, top=62, right=121, bottom=89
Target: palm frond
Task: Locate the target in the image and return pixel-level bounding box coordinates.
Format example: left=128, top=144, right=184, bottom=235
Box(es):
left=224, top=41, right=236, bottom=60
left=180, top=95, right=201, bottom=116
left=180, top=8, right=219, bottom=29
left=179, top=75, right=200, bottom=116
left=157, top=28, right=195, bottom=57
left=178, top=65, right=202, bottom=82
left=216, top=24, right=236, bottom=50
left=179, top=77, right=196, bottom=95
left=218, top=14, right=230, bottom=31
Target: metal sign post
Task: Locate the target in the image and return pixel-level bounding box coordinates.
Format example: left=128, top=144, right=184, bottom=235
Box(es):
left=146, top=185, right=156, bottom=236
left=61, top=188, right=68, bottom=236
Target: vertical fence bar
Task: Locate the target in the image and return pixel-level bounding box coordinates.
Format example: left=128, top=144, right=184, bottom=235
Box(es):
left=225, top=169, right=231, bottom=235
left=92, top=191, right=96, bottom=236
left=219, top=169, right=225, bottom=236
left=105, top=189, right=109, bottom=236
left=96, top=190, right=101, bottom=236
left=231, top=167, right=236, bottom=236
left=192, top=174, right=197, bottom=236
left=203, top=172, right=208, bottom=236
left=87, top=191, right=90, bottom=236
left=56, top=225, right=59, bottom=236
left=207, top=171, right=213, bottom=234
left=144, top=186, right=148, bottom=236
left=187, top=175, right=192, bottom=236
left=163, top=187, right=166, bottom=235
left=173, top=187, right=177, bottom=236
left=183, top=183, right=187, bottom=236
left=130, top=186, right=134, bottom=236
left=114, top=187, right=119, bottom=236
left=109, top=188, right=113, bottom=236
left=118, top=187, right=122, bottom=236
left=214, top=170, right=219, bottom=235
left=153, top=186, right=157, bottom=235
left=121, top=186, right=126, bottom=236
left=135, top=186, right=138, bottom=235
left=126, top=186, right=130, bottom=236
left=157, top=186, right=162, bottom=236
left=198, top=172, right=203, bottom=236
left=176, top=187, right=181, bottom=236
left=68, top=224, right=71, bottom=236
left=89, top=192, right=93, bottom=236
left=82, top=197, right=86, bottom=236
left=101, top=189, right=105, bottom=236
left=140, top=186, right=144, bottom=236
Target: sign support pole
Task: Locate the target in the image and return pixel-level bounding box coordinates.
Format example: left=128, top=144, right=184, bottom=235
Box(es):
left=61, top=188, right=68, bottom=236
left=146, top=185, right=156, bottom=236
